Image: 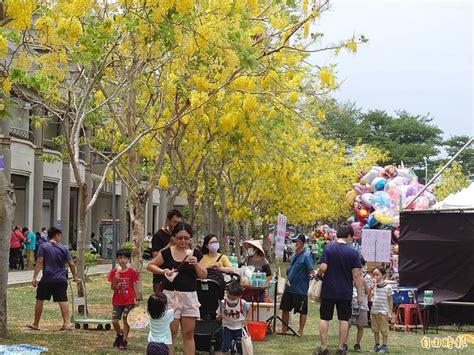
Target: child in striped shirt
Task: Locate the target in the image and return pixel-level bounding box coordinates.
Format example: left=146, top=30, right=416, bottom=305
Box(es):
left=368, top=267, right=393, bottom=353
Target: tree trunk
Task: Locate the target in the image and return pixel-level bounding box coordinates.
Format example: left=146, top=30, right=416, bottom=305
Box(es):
left=129, top=193, right=147, bottom=301
left=0, top=164, right=16, bottom=338
left=76, top=183, right=89, bottom=314
left=203, top=196, right=210, bottom=234
left=77, top=183, right=87, bottom=283
left=166, top=187, right=180, bottom=211
left=250, top=219, right=257, bottom=239
left=218, top=185, right=228, bottom=254
left=187, top=192, right=197, bottom=233
left=234, top=221, right=241, bottom=263
left=262, top=221, right=273, bottom=263
left=242, top=221, right=249, bottom=241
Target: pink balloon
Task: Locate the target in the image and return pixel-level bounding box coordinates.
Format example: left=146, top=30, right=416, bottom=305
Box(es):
left=351, top=222, right=363, bottom=240
left=415, top=196, right=430, bottom=210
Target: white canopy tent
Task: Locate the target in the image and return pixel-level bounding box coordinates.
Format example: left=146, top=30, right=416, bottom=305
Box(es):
left=433, top=182, right=474, bottom=209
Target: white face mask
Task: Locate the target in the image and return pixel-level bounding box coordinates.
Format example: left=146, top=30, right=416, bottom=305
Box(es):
left=225, top=295, right=239, bottom=306
left=247, top=248, right=255, bottom=256
left=208, top=242, right=220, bottom=253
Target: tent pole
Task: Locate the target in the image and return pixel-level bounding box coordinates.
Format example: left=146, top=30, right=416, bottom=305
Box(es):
left=403, top=137, right=474, bottom=209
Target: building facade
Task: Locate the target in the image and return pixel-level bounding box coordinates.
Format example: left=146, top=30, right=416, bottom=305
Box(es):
left=0, top=100, right=184, bottom=250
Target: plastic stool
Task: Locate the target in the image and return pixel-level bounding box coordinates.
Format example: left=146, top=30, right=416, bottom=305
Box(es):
left=394, top=304, right=423, bottom=332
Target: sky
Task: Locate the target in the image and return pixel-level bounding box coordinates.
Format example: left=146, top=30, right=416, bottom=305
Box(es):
left=312, top=0, right=473, bottom=139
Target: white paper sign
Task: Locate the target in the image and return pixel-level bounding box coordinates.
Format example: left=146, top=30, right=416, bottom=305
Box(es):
left=275, top=213, right=287, bottom=258
left=361, top=229, right=391, bottom=262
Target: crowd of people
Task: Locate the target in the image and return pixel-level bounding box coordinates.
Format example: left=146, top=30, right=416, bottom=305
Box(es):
left=9, top=226, right=47, bottom=270
left=19, top=210, right=394, bottom=355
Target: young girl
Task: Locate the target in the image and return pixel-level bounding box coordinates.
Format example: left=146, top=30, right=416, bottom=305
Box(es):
left=147, top=292, right=180, bottom=355
left=369, top=267, right=393, bottom=353
left=350, top=256, right=372, bottom=352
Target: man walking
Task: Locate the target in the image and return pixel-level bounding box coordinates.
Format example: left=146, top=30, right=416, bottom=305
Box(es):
left=151, top=209, right=182, bottom=293
left=27, top=227, right=77, bottom=330
left=314, top=224, right=362, bottom=355
left=279, top=234, right=314, bottom=336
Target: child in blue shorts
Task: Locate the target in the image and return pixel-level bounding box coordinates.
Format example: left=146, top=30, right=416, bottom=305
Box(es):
left=217, top=281, right=250, bottom=354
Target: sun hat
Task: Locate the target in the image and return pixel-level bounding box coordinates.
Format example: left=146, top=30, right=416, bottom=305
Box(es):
left=243, top=239, right=265, bottom=254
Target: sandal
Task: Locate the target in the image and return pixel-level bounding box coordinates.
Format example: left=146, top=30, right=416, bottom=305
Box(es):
left=59, top=325, right=74, bottom=331
left=25, top=323, right=40, bottom=331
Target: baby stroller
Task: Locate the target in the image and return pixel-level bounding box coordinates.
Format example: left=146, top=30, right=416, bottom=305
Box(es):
left=194, top=271, right=240, bottom=354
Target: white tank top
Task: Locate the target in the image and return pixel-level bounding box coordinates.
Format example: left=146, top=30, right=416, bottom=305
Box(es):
left=221, top=298, right=245, bottom=330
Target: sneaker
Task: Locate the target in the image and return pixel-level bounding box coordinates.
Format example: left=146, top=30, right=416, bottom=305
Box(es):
left=118, top=340, right=128, bottom=350
left=370, top=344, right=381, bottom=352
left=113, top=333, right=123, bottom=348
left=378, top=345, right=389, bottom=353
left=354, top=344, right=362, bottom=352
left=313, top=347, right=329, bottom=355
left=336, top=349, right=347, bottom=355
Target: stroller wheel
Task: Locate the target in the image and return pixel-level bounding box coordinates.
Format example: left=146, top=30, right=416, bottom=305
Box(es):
left=97, top=324, right=103, bottom=330
left=74, top=323, right=80, bottom=330
left=105, top=324, right=111, bottom=330
left=83, top=323, right=89, bottom=330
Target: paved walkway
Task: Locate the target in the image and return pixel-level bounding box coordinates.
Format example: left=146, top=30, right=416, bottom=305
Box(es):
left=7, top=263, right=114, bottom=287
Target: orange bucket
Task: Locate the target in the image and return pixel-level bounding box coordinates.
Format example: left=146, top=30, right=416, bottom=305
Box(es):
left=247, top=321, right=267, bottom=341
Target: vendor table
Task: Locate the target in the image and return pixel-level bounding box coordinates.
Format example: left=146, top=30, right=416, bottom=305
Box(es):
left=242, top=284, right=268, bottom=321
left=420, top=303, right=439, bottom=334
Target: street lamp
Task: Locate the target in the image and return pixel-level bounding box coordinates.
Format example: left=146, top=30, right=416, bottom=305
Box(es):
left=423, top=156, right=428, bottom=185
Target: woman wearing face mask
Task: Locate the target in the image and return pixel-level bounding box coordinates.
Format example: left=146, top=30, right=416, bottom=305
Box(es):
left=201, top=234, right=234, bottom=273
left=240, top=240, right=272, bottom=302
left=240, top=240, right=272, bottom=277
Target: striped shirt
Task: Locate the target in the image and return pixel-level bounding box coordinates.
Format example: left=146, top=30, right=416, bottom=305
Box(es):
left=370, top=283, right=393, bottom=315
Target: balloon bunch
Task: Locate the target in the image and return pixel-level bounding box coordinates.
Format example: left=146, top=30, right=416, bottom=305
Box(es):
left=346, top=165, right=436, bottom=236
left=312, top=224, right=336, bottom=241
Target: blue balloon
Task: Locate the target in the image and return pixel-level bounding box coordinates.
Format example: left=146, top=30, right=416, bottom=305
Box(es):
left=372, top=191, right=391, bottom=209
left=367, top=213, right=379, bottom=228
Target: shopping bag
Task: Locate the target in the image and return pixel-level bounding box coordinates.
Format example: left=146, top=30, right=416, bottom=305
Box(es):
left=277, top=268, right=286, bottom=295
left=308, top=279, right=322, bottom=303
left=242, top=326, right=254, bottom=355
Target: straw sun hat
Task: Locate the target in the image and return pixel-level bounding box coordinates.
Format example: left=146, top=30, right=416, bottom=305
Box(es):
left=243, top=239, right=265, bottom=255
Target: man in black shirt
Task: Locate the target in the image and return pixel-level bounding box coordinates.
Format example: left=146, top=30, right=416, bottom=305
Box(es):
left=151, top=209, right=183, bottom=293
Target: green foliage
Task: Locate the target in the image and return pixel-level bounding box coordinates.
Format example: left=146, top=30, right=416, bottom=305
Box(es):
left=322, top=103, right=444, bottom=169
left=39, top=153, right=61, bottom=163
left=71, top=251, right=99, bottom=267
left=435, top=161, right=470, bottom=201
left=84, top=252, right=99, bottom=267
left=441, top=135, right=474, bottom=178
left=121, top=241, right=134, bottom=250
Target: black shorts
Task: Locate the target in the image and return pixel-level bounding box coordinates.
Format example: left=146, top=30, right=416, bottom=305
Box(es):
left=280, top=292, right=308, bottom=315
left=36, top=280, right=68, bottom=302
left=112, top=304, right=134, bottom=320
left=319, top=297, right=352, bottom=321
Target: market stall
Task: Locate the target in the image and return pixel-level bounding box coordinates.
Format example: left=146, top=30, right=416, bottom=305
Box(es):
left=398, top=209, right=474, bottom=325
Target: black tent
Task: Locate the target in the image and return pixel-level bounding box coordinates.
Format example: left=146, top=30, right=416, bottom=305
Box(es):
left=399, top=209, right=474, bottom=324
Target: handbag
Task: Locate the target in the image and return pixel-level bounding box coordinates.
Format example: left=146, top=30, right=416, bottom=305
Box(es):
left=242, top=325, right=253, bottom=355
left=308, top=278, right=322, bottom=303
left=277, top=267, right=286, bottom=295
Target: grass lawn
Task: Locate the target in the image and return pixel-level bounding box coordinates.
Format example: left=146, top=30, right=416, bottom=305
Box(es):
left=4, top=264, right=473, bottom=354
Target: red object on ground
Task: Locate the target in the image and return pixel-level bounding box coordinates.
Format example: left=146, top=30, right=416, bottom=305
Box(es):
left=247, top=321, right=268, bottom=341
left=394, top=303, right=424, bottom=332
